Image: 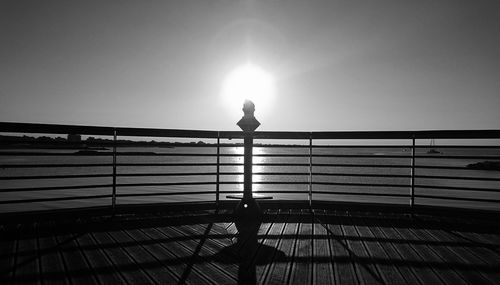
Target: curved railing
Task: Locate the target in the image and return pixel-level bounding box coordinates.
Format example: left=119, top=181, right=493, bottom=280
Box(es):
left=1, top=122, right=500, bottom=215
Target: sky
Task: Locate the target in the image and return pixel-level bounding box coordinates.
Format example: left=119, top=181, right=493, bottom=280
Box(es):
left=1, top=0, right=499, bottom=132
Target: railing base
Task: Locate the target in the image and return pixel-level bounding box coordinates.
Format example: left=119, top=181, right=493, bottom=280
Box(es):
left=226, top=194, right=273, bottom=200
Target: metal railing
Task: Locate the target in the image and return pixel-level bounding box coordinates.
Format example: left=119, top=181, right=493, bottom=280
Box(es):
left=1, top=122, right=500, bottom=214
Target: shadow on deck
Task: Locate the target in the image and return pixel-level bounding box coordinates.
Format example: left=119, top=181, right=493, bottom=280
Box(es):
left=1, top=208, right=500, bottom=284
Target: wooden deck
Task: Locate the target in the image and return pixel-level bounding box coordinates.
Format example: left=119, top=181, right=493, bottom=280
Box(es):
left=1, top=208, right=500, bottom=284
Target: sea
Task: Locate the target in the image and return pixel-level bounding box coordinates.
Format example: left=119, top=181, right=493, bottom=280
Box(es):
left=1, top=146, right=499, bottom=213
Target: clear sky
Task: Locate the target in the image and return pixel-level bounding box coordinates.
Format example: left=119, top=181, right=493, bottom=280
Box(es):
left=1, top=0, right=499, bottom=132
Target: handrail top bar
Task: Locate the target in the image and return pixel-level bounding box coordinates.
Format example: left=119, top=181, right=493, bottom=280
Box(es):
left=0, top=122, right=115, bottom=136
left=115, top=127, right=219, bottom=138
left=312, top=130, right=500, bottom=139
left=2, top=122, right=500, bottom=139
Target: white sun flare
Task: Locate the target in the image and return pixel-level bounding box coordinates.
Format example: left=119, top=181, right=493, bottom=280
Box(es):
left=221, top=63, right=276, bottom=118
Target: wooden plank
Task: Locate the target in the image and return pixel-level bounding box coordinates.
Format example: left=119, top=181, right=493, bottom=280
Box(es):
left=138, top=227, right=212, bottom=285
left=447, top=230, right=500, bottom=283
left=124, top=228, right=184, bottom=284
left=107, top=229, right=177, bottom=284
left=364, top=218, right=419, bottom=285
left=155, top=224, right=235, bottom=284
left=350, top=213, right=408, bottom=285
left=340, top=213, right=384, bottom=285
left=361, top=213, right=413, bottom=285
left=323, top=210, right=360, bottom=285
left=393, top=221, right=467, bottom=285
left=263, top=209, right=300, bottom=285
left=0, top=225, right=17, bottom=285
left=91, top=230, right=153, bottom=284
left=54, top=223, right=97, bottom=285
left=75, top=231, right=126, bottom=284
left=37, top=221, right=69, bottom=285
left=255, top=209, right=288, bottom=285
left=376, top=215, right=444, bottom=285
left=13, top=223, right=41, bottom=284
left=311, top=210, right=335, bottom=285
left=171, top=223, right=239, bottom=282
left=414, top=217, right=498, bottom=284
left=177, top=222, right=239, bottom=279
left=289, top=209, right=313, bottom=285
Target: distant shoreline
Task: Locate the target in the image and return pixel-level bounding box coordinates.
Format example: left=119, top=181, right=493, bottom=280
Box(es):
left=467, top=161, right=500, bottom=171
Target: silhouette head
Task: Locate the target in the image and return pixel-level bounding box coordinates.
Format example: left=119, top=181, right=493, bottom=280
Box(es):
left=242, top=100, right=255, bottom=117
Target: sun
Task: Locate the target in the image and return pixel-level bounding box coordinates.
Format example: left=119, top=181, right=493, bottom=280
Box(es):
left=221, top=63, right=276, bottom=118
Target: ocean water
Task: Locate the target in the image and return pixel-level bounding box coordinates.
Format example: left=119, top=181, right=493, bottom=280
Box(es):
left=1, top=146, right=499, bottom=213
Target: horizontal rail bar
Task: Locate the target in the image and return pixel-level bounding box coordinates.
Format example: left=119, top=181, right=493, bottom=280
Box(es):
left=253, top=144, right=311, bottom=148
left=312, top=182, right=410, bottom=188
left=115, top=153, right=230, bottom=157
left=253, top=163, right=310, bottom=167
left=116, top=191, right=215, bottom=197
left=312, top=191, right=409, bottom=198
left=251, top=181, right=310, bottom=185
left=312, top=154, right=412, bottom=159
left=113, top=142, right=218, bottom=147
left=415, top=175, right=500, bottom=182
left=0, top=184, right=113, bottom=193
left=116, top=172, right=225, bottom=177
left=253, top=172, right=308, bottom=176
left=414, top=194, right=500, bottom=204
left=116, top=182, right=216, bottom=187
left=314, top=145, right=500, bottom=149
left=0, top=152, right=113, bottom=156
left=251, top=153, right=413, bottom=158
left=116, top=163, right=222, bottom=167
left=252, top=153, right=310, bottom=158
left=4, top=122, right=500, bottom=139
left=0, top=163, right=114, bottom=168
left=415, top=184, right=500, bottom=193
left=251, top=131, right=311, bottom=140
left=415, top=165, right=482, bottom=170
left=311, top=131, right=414, bottom=140
left=413, top=145, right=500, bottom=149
left=115, top=127, right=218, bottom=138
left=217, top=181, right=311, bottom=185
left=219, top=190, right=309, bottom=194
left=314, top=173, right=412, bottom=179
left=311, top=145, right=412, bottom=148
left=0, top=174, right=113, bottom=180
left=313, top=163, right=412, bottom=169
left=415, top=155, right=500, bottom=159
left=311, top=130, right=500, bottom=139
left=412, top=130, right=500, bottom=139
left=0, top=194, right=112, bottom=205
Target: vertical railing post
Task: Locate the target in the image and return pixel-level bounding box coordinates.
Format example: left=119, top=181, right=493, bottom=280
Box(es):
left=216, top=132, right=220, bottom=209
left=410, top=135, right=416, bottom=208
left=112, top=128, right=117, bottom=212
left=308, top=133, right=313, bottom=211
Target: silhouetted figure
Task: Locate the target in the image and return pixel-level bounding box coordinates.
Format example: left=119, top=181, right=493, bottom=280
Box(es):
left=237, top=99, right=260, bottom=133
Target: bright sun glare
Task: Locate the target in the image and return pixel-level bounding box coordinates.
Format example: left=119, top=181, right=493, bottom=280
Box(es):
left=221, top=63, right=276, bottom=118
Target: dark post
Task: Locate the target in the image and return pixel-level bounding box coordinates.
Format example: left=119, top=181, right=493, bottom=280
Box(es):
left=236, top=100, right=260, bottom=206
left=216, top=133, right=220, bottom=208
left=227, top=100, right=272, bottom=220
left=243, top=134, right=254, bottom=200
left=112, top=129, right=117, bottom=211
left=410, top=135, right=416, bottom=207
left=308, top=133, right=313, bottom=210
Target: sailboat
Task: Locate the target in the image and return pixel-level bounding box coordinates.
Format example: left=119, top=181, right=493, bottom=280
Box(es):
left=427, top=138, right=441, bottom=154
